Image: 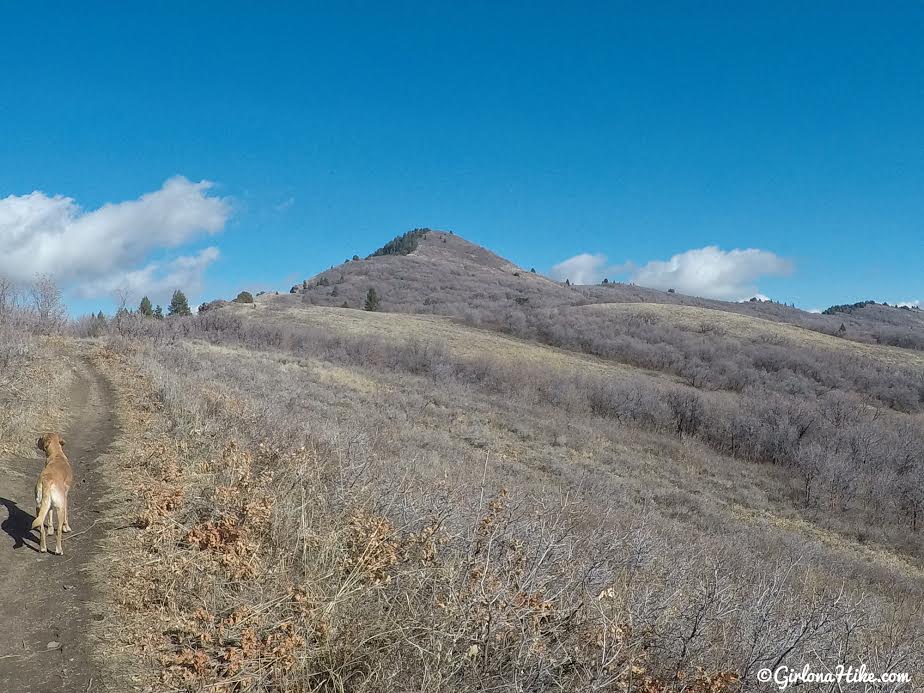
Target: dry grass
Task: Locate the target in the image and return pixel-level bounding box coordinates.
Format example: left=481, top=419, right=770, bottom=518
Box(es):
left=91, top=333, right=923, bottom=691
left=0, top=334, right=74, bottom=457
left=580, top=302, right=924, bottom=368
left=228, top=302, right=651, bottom=380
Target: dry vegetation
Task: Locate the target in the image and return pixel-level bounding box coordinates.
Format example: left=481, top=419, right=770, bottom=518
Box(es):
left=290, top=230, right=576, bottom=316
left=5, top=249, right=924, bottom=690
left=224, top=302, right=646, bottom=380
left=577, top=303, right=924, bottom=368
left=0, top=279, right=73, bottom=456
left=87, top=303, right=923, bottom=691
left=292, top=230, right=924, bottom=353
left=201, top=302, right=924, bottom=549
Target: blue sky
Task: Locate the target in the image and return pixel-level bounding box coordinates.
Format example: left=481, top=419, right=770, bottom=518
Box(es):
left=0, top=2, right=921, bottom=314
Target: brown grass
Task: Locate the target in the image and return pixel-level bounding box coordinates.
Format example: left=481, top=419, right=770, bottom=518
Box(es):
left=0, top=335, right=74, bottom=457
left=228, top=302, right=653, bottom=379
left=90, top=334, right=923, bottom=691
left=580, top=302, right=924, bottom=368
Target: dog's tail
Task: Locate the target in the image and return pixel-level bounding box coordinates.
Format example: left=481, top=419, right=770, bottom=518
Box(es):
left=32, top=482, right=52, bottom=530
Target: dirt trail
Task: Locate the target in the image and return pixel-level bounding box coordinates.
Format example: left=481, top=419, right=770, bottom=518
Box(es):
left=0, top=357, right=116, bottom=692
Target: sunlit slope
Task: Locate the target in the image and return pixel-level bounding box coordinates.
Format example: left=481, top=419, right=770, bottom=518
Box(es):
left=230, top=302, right=652, bottom=379
left=580, top=302, right=924, bottom=368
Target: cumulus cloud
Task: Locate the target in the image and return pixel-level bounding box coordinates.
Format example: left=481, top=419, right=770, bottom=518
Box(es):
left=630, top=246, right=793, bottom=300
left=896, top=300, right=921, bottom=309
left=550, top=253, right=632, bottom=284
left=74, top=247, right=221, bottom=300
left=0, top=176, right=231, bottom=299
left=551, top=245, right=793, bottom=300
left=551, top=253, right=606, bottom=284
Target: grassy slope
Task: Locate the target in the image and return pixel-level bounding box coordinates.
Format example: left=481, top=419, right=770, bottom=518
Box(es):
left=270, top=229, right=924, bottom=356
left=108, top=321, right=924, bottom=689
left=91, top=282, right=924, bottom=687
left=224, top=301, right=924, bottom=562
left=579, top=302, right=924, bottom=368
left=580, top=282, right=924, bottom=346
left=230, top=302, right=653, bottom=379
left=187, top=339, right=924, bottom=582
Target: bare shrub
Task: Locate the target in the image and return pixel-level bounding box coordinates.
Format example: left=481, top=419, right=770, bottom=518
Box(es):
left=28, top=274, right=66, bottom=333
left=105, top=337, right=924, bottom=691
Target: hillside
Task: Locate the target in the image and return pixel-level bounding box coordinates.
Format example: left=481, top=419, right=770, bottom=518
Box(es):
left=228, top=301, right=646, bottom=378
left=279, top=229, right=580, bottom=314
left=578, top=302, right=924, bottom=369
left=103, top=280, right=924, bottom=687
left=581, top=283, right=924, bottom=349
left=7, top=231, right=921, bottom=690
left=274, top=229, right=924, bottom=356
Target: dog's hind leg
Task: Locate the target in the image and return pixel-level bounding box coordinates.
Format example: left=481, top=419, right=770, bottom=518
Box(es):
left=54, top=506, right=64, bottom=555
left=37, top=505, right=47, bottom=553
left=63, top=493, right=71, bottom=533
left=46, top=508, right=54, bottom=533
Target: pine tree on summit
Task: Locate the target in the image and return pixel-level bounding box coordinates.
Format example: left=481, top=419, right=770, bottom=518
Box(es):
left=168, top=289, right=192, bottom=317
left=139, top=296, right=154, bottom=317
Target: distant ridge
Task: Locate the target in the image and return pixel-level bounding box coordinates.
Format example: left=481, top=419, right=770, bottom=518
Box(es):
left=245, top=228, right=924, bottom=353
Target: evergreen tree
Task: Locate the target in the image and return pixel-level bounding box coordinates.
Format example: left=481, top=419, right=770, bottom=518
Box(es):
left=233, top=291, right=254, bottom=304
left=167, top=289, right=192, bottom=317
left=153, top=305, right=163, bottom=320
left=370, top=229, right=428, bottom=257
left=139, top=296, right=154, bottom=317
left=364, top=288, right=380, bottom=312
left=564, top=279, right=571, bottom=286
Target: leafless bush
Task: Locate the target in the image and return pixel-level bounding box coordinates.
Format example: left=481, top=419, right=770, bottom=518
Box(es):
left=112, top=337, right=923, bottom=691
left=464, top=306, right=924, bottom=414
left=109, top=309, right=924, bottom=543
left=0, top=277, right=32, bottom=372
left=28, top=274, right=66, bottom=333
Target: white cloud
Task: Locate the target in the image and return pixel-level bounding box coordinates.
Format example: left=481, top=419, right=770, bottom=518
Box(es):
left=630, top=246, right=793, bottom=300
left=74, top=247, right=221, bottom=303
left=0, top=176, right=231, bottom=299
left=551, top=253, right=606, bottom=284
left=896, top=300, right=921, bottom=309
left=550, top=253, right=633, bottom=284
left=551, top=245, right=793, bottom=300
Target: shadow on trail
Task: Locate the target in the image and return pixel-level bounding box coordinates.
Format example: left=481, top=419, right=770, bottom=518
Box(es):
left=0, top=497, right=38, bottom=552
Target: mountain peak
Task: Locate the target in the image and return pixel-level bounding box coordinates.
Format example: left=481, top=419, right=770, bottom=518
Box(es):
left=281, top=228, right=576, bottom=313
left=407, top=230, right=519, bottom=272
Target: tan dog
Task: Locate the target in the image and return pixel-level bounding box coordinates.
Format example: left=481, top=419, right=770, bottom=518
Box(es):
left=32, top=433, right=73, bottom=554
